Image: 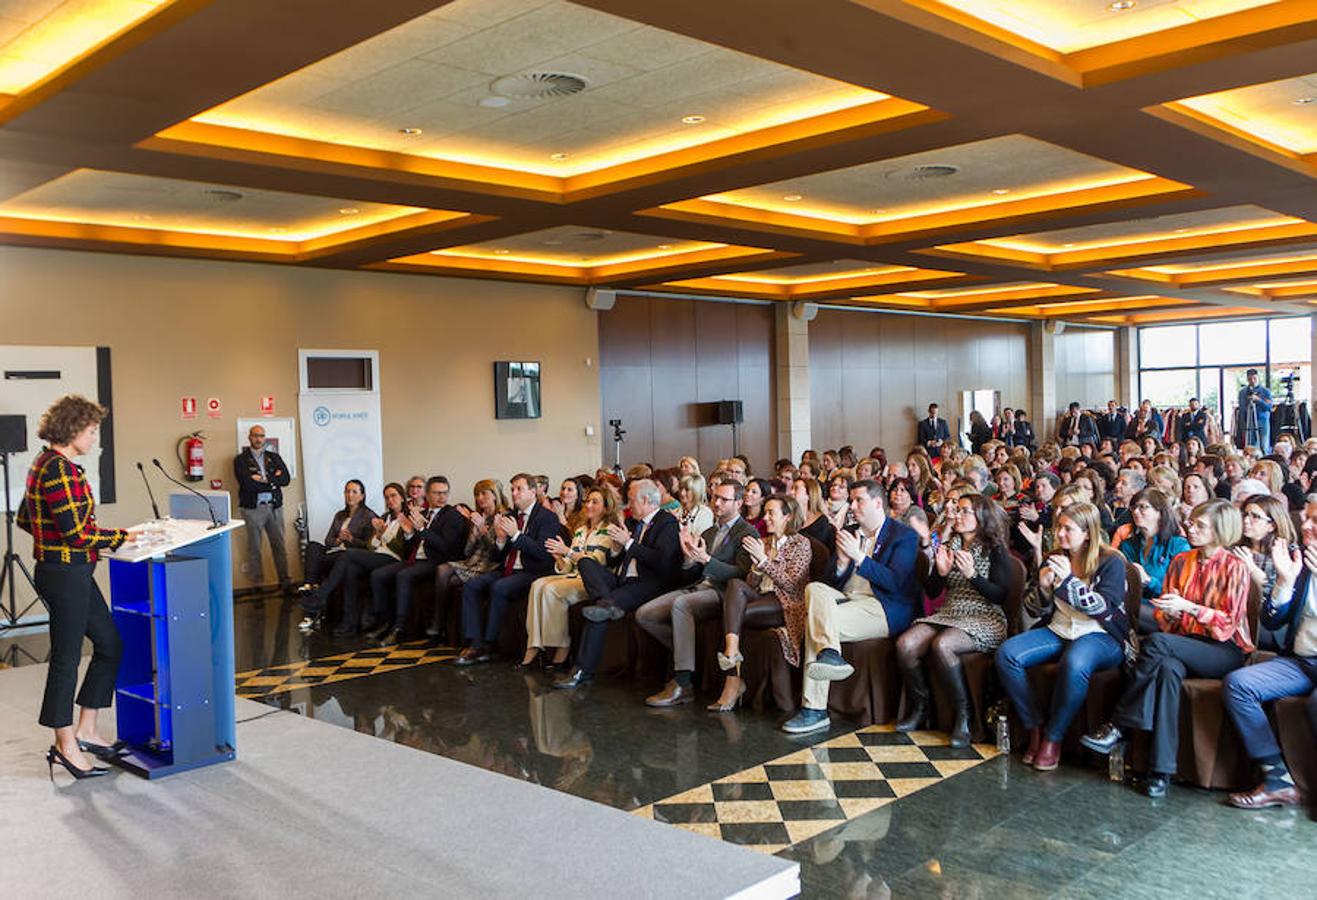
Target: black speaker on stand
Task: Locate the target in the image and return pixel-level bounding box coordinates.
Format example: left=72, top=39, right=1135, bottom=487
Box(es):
left=0, top=414, right=46, bottom=653
left=716, top=400, right=744, bottom=457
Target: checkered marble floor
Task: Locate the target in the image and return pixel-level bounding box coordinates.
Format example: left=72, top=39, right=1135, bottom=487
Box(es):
left=633, top=725, right=1000, bottom=855
left=236, top=640, right=457, bottom=698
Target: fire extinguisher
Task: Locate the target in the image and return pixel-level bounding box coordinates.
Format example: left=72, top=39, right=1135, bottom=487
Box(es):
left=177, top=431, right=205, bottom=482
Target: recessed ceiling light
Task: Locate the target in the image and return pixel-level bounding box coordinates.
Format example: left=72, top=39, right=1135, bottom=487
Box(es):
left=338, top=207, right=359, bottom=215
left=1108, top=0, right=1136, bottom=10
left=1173, top=228, right=1189, bottom=233
left=869, top=209, right=887, bottom=215
left=991, top=188, right=1011, bottom=195
left=1062, top=243, right=1076, bottom=248
left=550, top=152, right=569, bottom=161
left=479, top=96, right=510, bottom=108
left=783, top=194, right=803, bottom=202
left=681, top=115, right=705, bottom=125
left=658, top=244, right=674, bottom=250
left=493, top=249, right=510, bottom=255
left=398, top=127, right=423, bottom=135
left=1294, top=97, right=1317, bottom=105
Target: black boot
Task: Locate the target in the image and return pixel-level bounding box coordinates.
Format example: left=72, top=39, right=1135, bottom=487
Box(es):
left=940, top=661, right=973, bottom=749
left=895, top=663, right=931, bottom=733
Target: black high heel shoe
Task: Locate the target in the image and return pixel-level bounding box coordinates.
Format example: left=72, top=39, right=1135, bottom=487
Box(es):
left=77, top=738, right=128, bottom=759
left=46, top=745, right=110, bottom=782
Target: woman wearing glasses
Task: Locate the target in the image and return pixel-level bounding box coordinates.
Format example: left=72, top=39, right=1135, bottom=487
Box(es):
left=1083, top=499, right=1253, bottom=797
left=1231, top=493, right=1297, bottom=650
left=1118, top=488, right=1190, bottom=634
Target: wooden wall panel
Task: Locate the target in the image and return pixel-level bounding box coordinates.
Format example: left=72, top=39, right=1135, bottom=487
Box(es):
left=809, top=309, right=1034, bottom=456
left=600, top=295, right=776, bottom=473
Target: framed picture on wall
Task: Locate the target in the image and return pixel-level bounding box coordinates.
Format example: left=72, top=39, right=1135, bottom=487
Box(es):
left=494, top=361, right=541, bottom=419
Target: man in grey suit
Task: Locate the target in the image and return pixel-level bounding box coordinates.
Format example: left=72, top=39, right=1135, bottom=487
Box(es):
left=637, top=479, right=758, bottom=706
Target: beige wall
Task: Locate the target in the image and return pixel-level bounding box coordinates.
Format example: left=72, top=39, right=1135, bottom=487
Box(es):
left=0, top=246, right=602, bottom=592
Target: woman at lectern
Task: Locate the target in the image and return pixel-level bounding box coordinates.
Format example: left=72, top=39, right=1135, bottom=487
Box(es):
left=16, top=395, right=139, bottom=781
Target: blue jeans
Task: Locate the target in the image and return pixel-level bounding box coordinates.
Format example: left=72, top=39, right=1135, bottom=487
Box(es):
left=1223, top=655, right=1317, bottom=761
left=996, top=626, right=1124, bottom=742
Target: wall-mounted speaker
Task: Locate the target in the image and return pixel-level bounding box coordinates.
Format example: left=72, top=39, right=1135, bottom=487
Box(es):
left=0, top=414, right=27, bottom=453
left=791, top=301, right=818, bottom=322
left=585, top=288, right=617, bottom=311
left=715, top=400, right=743, bottom=425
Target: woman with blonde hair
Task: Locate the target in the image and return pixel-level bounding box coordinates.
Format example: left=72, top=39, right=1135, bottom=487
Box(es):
left=1083, top=499, right=1254, bottom=797
left=1248, top=460, right=1285, bottom=499
left=678, top=455, right=701, bottom=477
left=677, top=473, right=713, bottom=535
left=997, top=502, right=1131, bottom=770
left=792, top=476, right=835, bottom=548
left=426, top=478, right=507, bottom=641
left=521, top=487, right=621, bottom=670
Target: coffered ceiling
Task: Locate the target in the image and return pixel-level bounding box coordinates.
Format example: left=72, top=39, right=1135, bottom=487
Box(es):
left=1, top=0, right=1316, bottom=325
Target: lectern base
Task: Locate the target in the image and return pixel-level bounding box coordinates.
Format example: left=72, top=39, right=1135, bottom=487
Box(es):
left=112, top=744, right=236, bottom=779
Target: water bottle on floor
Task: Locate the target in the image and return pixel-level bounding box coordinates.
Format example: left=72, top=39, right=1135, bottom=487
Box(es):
left=1108, top=741, right=1126, bottom=782
left=995, top=715, right=1010, bottom=753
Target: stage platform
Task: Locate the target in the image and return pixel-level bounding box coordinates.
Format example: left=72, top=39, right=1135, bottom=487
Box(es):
left=0, top=662, right=799, bottom=898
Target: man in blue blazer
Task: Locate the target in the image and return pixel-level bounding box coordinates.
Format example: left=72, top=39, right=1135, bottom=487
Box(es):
left=456, top=473, right=565, bottom=665
left=782, top=479, right=921, bottom=733
left=1223, top=505, right=1317, bottom=809
left=917, top=403, right=951, bottom=459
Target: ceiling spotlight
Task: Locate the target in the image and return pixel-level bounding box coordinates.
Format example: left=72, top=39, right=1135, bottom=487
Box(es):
left=783, top=194, right=803, bottom=202
left=493, top=249, right=510, bottom=255
left=1294, top=97, right=1316, bottom=105
left=550, top=152, right=569, bottom=161
left=479, top=96, right=511, bottom=108
left=338, top=207, right=359, bottom=215
left=1062, top=243, right=1076, bottom=248
left=658, top=244, right=674, bottom=250
left=398, top=127, right=423, bottom=135
left=681, top=115, right=705, bottom=125
left=869, top=209, right=887, bottom=216
left=1108, top=0, right=1136, bottom=10
left=991, top=188, right=1011, bottom=195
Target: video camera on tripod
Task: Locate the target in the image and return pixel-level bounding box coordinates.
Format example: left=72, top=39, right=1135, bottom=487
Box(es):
left=608, top=418, right=625, bottom=475
left=1279, top=368, right=1301, bottom=403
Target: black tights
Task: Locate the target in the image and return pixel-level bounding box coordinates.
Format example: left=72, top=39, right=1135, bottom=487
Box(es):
left=896, top=623, right=976, bottom=673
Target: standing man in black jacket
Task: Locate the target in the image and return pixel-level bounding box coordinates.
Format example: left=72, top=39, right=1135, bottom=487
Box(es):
left=234, top=424, right=293, bottom=594
left=1013, top=409, right=1036, bottom=451
left=367, top=476, right=467, bottom=645
left=555, top=479, right=683, bottom=689
left=917, top=404, right=952, bottom=459
left=1097, top=400, right=1127, bottom=444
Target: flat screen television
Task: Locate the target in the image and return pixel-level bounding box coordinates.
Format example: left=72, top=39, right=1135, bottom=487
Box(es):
left=494, top=361, right=541, bottom=419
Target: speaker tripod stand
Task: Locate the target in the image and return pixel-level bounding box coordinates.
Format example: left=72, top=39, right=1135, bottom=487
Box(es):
left=0, top=450, right=47, bottom=666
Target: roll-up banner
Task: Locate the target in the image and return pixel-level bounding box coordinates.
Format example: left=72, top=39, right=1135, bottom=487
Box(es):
left=297, top=392, right=383, bottom=542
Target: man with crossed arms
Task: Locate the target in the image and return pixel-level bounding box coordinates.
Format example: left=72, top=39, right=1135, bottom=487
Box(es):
left=781, top=479, right=921, bottom=734
left=637, top=479, right=757, bottom=707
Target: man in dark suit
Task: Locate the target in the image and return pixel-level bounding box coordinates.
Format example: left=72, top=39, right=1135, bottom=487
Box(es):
left=1012, top=409, right=1036, bottom=451
left=367, top=476, right=467, bottom=644
left=555, top=478, right=683, bottom=689
left=636, top=479, right=757, bottom=706
left=1097, top=400, right=1127, bottom=443
left=234, top=424, right=294, bottom=593
left=781, top=480, right=920, bottom=734
left=1180, top=397, right=1209, bottom=445
left=1058, top=402, right=1098, bottom=446
left=455, top=473, right=564, bottom=665
left=917, top=403, right=951, bottom=459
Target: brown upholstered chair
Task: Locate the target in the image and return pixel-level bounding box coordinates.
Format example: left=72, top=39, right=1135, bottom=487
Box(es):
left=1274, top=694, right=1316, bottom=795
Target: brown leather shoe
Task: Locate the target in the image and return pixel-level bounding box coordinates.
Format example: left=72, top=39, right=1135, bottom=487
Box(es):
left=645, top=680, right=694, bottom=708
left=1033, top=739, right=1061, bottom=771
left=1228, top=783, right=1304, bottom=810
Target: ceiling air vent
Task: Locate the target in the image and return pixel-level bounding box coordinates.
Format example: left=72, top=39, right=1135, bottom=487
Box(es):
left=884, top=164, right=960, bottom=181
left=490, top=72, right=588, bottom=99
left=573, top=231, right=609, bottom=242
left=202, top=189, right=244, bottom=203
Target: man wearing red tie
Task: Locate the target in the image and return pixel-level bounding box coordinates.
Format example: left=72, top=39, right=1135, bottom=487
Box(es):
left=456, top=473, right=565, bottom=665
left=554, top=479, right=683, bottom=689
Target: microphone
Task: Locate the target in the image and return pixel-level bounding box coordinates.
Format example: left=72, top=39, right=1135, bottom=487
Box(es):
left=136, top=461, right=161, bottom=521
left=152, top=458, right=222, bottom=530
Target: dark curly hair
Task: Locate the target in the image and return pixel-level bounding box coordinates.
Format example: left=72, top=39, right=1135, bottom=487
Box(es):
left=37, top=394, right=108, bottom=446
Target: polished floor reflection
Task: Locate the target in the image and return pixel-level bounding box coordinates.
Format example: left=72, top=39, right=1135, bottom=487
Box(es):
left=7, top=592, right=1315, bottom=897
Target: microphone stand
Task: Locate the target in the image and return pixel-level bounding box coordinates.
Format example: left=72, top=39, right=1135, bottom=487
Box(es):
left=152, top=458, right=222, bottom=529
left=137, top=461, right=161, bottom=521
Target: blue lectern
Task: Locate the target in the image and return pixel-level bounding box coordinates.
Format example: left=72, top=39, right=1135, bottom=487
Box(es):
left=107, top=491, right=243, bottom=779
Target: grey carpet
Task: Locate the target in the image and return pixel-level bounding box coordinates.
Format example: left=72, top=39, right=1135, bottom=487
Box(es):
left=0, top=662, right=798, bottom=899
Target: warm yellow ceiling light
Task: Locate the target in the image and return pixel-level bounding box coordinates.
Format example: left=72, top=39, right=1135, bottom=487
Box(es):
left=986, top=212, right=1304, bottom=255
left=0, top=0, right=170, bottom=96
left=925, top=0, right=1275, bottom=54
left=1171, top=72, right=1317, bottom=155
left=0, top=168, right=427, bottom=243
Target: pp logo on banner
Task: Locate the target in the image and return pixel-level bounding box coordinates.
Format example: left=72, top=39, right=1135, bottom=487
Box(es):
left=181, top=396, right=197, bottom=420
left=206, top=397, right=222, bottom=419
left=313, top=406, right=331, bottom=427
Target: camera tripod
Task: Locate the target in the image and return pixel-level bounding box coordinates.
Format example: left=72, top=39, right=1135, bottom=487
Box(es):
left=0, top=450, right=48, bottom=665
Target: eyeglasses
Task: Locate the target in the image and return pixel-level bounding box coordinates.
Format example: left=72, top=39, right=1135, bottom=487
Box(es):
left=1132, top=503, right=1154, bottom=512
left=1242, top=511, right=1271, bottom=523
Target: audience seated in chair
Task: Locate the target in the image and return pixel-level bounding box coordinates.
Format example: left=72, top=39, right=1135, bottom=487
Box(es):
left=637, top=479, right=756, bottom=707
left=553, top=478, right=682, bottom=689
left=781, top=480, right=921, bottom=735
left=426, top=478, right=507, bottom=644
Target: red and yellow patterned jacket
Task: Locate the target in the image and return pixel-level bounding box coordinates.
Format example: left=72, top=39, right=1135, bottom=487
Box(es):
left=1157, top=546, right=1254, bottom=653
left=16, top=447, right=126, bottom=563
